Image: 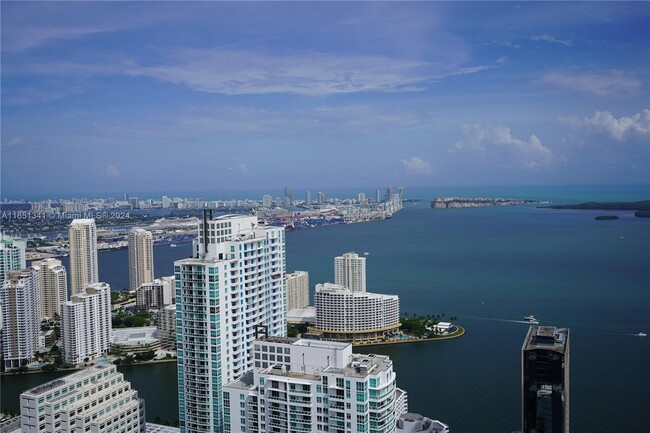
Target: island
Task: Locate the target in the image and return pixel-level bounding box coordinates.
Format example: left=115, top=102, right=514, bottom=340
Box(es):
left=539, top=200, right=650, bottom=218
left=431, top=197, right=546, bottom=209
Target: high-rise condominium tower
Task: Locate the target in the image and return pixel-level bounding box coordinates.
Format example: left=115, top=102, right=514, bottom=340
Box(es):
left=128, top=228, right=154, bottom=291
left=223, top=336, right=407, bottom=433
left=32, top=258, right=67, bottom=320
left=175, top=213, right=286, bottom=433
left=284, top=186, right=292, bottom=206
left=61, top=282, right=112, bottom=364
left=68, top=219, right=98, bottom=295
left=522, top=325, right=570, bottom=433
left=305, top=190, right=311, bottom=205
left=334, top=251, right=366, bottom=293
left=286, top=270, right=309, bottom=311
left=1, top=232, right=26, bottom=283
left=1, top=268, right=40, bottom=369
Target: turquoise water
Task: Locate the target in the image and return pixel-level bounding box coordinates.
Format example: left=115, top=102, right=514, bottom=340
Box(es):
left=5, top=185, right=649, bottom=432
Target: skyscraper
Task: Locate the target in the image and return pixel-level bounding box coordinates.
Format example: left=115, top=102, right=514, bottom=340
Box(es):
left=286, top=270, right=309, bottom=311
left=317, top=191, right=325, bottom=205
left=68, top=219, right=98, bottom=296
left=334, top=251, right=366, bottom=292
left=284, top=186, right=292, bottom=206
left=1, top=232, right=26, bottom=283
left=1, top=268, right=40, bottom=369
left=61, top=282, right=112, bottom=365
left=376, top=189, right=382, bottom=203
left=128, top=228, right=154, bottom=291
left=305, top=190, right=311, bottom=206
left=175, top=213, right=286, bottom=433
left=31, top=258, right=67, bottom=321
left=522, top=326, right=570, bottom=433
left=398, top=186, right=405, bottom=202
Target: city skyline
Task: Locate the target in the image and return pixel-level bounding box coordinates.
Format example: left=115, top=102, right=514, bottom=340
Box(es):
left=2, top=2, right=649, bottom=196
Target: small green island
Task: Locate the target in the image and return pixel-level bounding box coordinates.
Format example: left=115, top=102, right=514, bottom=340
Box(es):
left=540, top=200, right=650, bottom=218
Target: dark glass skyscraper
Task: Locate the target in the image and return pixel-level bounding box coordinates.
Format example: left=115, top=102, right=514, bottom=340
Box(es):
left=522, top=326, right=570, bottom=433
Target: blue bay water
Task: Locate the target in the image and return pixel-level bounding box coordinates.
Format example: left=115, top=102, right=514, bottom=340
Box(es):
left=4, top=185, right=649, bottom=432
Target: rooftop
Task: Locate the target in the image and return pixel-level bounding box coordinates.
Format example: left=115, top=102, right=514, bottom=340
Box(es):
left=24, top=364, right=113, bottom=396
left=523, top=325, right=569, bottom=353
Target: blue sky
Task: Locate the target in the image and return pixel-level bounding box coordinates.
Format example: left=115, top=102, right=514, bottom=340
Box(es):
left=2, top=2, right=649, bottom=196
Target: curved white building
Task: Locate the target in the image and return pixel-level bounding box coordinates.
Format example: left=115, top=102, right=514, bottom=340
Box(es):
left=314, top=283, right=400, bottom=343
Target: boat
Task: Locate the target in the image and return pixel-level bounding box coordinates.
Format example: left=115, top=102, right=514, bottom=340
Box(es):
left=637, top=332, right=647, bottom=337
left=364, top=252, right=370, bottom=256
left=524, top=315, right=539, bottom=324
left=170, top=244, right=177, bottom=248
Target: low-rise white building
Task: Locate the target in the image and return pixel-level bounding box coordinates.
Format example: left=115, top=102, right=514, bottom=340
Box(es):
left=61, top=282, right=112, bottom=364
left=111, top=327, right=161, bottom=356
left=313, top=283, right=400, bottom=343
left=18, top=364, right=145, bottom=433
left=224, top=336, right=407, bottom=433
left=395, top=413, right=449, bottom=433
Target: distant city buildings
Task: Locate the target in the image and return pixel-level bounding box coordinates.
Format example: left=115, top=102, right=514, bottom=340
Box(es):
left=313, top=282, right=400, bottom=343
left=175, top=213, right=286, bottom=433
left=1, top=268, right=40, bottom=369
left=18, top=364, right=146, bottom=433
left=317, top=191, right=325, bottom=205
left=223, top=336, right=407, bottom=433
left=334, top=251, right=366, bottom=293
left=305, top=190, right=311, bottom=205
left=31, top=258, right=67, bottom=321
left=68, top=219, right=98, bottom=295
left=398, top=187, right=405, bottom=202
left=358, top=192, right=366, bottom=204
left=136, top=276, right=174, bottom=310
left=376, top=189, right=381, bottom=203
left=128, top=228, right=154, bottom=291
left=262, top=194, right=273, bottom=208
left=286, top=270, right=309, bottom=311
left=0, top=232, right=26, bottom=283
left=522, top=325, right=570, bottom=433
left=61, top=282, right=112, bottom=364
left=284, top=186, right=292, bottom=207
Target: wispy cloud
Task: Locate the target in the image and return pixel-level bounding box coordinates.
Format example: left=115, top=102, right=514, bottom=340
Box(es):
left=531, top=34, right=573, bottom=47
left=559, top=109, right=650, bottom=141
left=490, top=40, right=520, bottom=49
left=540, top=70, right=642, bottom=97
left=104, top=164, right=120, bottom=179
left=3, top=26, right=120, bottom=52
left=401, top=156, right=433, bottom=175
left=451, top=124, right=557, bottom=170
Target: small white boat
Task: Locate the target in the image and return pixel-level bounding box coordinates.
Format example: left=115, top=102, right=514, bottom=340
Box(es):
left=637, top=332, right=647, bottom=337
left=524, top=315, right=539, bottom=324
left=170, top=244, right=177, bottom=248
left=364, top=252, right=370, bottom=256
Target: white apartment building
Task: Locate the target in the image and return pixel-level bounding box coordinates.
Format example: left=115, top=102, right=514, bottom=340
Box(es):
left=1, top=232, right=26, bottom=283
left=314, top=283, right=400, bottom=343
left=155, top=304, right=177, bottom=351
left=128, top=228, right=154, bottom=292
left=136, top=276, right=174, bottom=310
left=286, top=271, right=309, bottom=311
left=175, top=213, right=286, bottom=433
left=32, top=258, right=68, bottom=321
left=334, top=252, right=366, bottom=293
left=223, top=336, right=407, bottom=433
left=69, top=219, right=99, bottom=295
left=18, top=364, right=146, bottom=433
left=1, top=268, right=40, bottom=369
left=61, top=282, right=112, bottom=365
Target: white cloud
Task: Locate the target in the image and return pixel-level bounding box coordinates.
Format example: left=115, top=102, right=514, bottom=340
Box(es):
left=531, top=34, right=573, bottom=47
left=401, top=156, right=433, bottom=175
left=491, top=40, right=520, bottom=49
left=540, top=70, right=642, bottom=97
left=5, top=136, right=28, bottom=148
left=104, top=164, right=120, bottom=178
left=451, top=124, right=556, bottom=170
left=559, top=109, right=650, bottom=141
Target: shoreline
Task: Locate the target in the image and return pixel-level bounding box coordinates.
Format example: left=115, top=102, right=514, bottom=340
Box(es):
left=0, top=357, right=177, bottom=377
left=355, top=325, right=465, bottom=347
